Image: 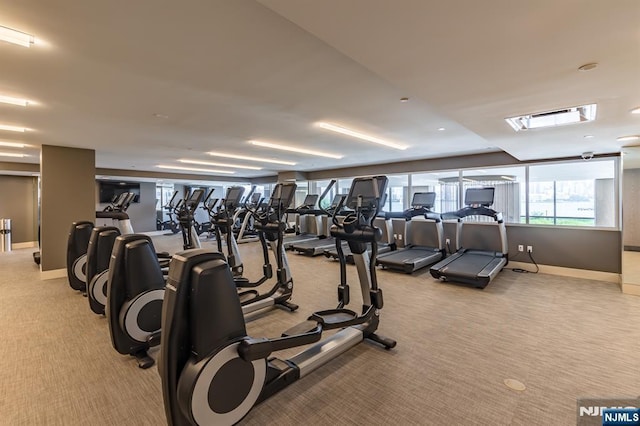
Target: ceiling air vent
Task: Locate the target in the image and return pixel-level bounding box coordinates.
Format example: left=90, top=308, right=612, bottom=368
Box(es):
left=505, top=103, right=597, bottom=132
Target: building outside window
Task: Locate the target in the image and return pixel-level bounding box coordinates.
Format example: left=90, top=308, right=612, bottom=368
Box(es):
left=462, top=166, right=525, bottom=223
left=411, top=170, right=459, bottom=214
left=528, top=159, right=616, bottom=227
left=386, top=174, right=409, bottom=212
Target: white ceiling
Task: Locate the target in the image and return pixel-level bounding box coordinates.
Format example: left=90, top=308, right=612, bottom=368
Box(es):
left=0, top=0, right=638, bottom=179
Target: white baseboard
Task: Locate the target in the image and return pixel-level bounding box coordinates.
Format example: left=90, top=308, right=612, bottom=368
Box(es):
left=12, top=241, right=38, bottom=249
left=40, top=268, right=66, bottom=280
left=508, top=261, right=621, bottom=284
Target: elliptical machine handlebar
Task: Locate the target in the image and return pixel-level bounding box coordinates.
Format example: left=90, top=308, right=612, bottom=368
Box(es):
left=241, top=185, right=257, bottom=209
left=316, top=179, right=338, bottom=218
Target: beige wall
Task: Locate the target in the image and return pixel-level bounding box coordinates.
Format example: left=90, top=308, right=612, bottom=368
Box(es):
left=0, top=176, right=38, bottom=243
left=623, top=168, right=640, bottom=248
left=41, top=146, right=96, bottom=272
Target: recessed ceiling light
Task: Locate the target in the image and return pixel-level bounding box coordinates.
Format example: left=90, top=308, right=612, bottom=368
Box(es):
left=631, top=107, right=640, bottom=115
left=157, top=165, right=235, bottom=174
left=578, top=62, right=598, bottom=72
left=505, top=104, right=597, bottom=132
left=315, top=122, right=408, bottom=150
left=249, top=140, right=344, bottom=159
left=0, top=95, right=32, bottom=107
left=583, top=134, right=594, bottom=139
left=207, top=151, right=296, bottom=166
left=0, top=25, right=34, bottom=48
left=437, top=127, right=446, bottom=131
left=400, top=97, right=409, bottom=102
left=153, top=113, right=169, bottom=119
left=0, top=151, right=28, bottom=157
left=0, top=141, right=25, bottom=148
left=617, top=135, right=640, bottom=142
left=178, top=159, right=262, bottom=170
left=0, top=124, right=27, bottom=132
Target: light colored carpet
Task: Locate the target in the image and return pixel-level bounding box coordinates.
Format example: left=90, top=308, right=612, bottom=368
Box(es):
left=1, top=235, right=639, bottom=426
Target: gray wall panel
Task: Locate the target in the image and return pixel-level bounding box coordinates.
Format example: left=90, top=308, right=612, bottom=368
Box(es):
left=622, top=168, right=640, bottom=247
left=506, top=225, right=621, bottom=273
left=0, top=176, right=37, bottom=243
left=41, top=145, right=95, bottom=271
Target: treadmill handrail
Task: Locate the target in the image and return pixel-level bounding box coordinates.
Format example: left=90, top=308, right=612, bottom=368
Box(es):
left=445, top=206, right=503, bottom=222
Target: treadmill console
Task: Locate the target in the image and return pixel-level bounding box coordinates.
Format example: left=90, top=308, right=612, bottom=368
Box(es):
left=411, top=192, right=436, bottom=209
left=330, top=194, right=345, bottom=208
left=465, top=187, right=494, bottom=207
left=301, top=194, right=319, bottom=208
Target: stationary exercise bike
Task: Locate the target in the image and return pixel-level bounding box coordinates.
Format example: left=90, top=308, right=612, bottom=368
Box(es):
left=160, top=175, right=396, bottom=425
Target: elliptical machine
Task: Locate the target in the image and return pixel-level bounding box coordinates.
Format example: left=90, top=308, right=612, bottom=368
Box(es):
left=104, top=189, right=206, bottom=368
left=211, top=186, right=246, bottom=276
left=160, top=175, right=396, bottom=425
left=211, top=184, right=298, bottom=315
left=235, top=182, right=298, bottom=314
left=67, top=192, right=135, bottom=293
left=85, top=189, right=204, bottom=317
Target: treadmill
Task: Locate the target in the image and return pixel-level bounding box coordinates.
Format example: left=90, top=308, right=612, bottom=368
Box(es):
left=283, top=181, right=336, bottom=250
left=289, top=193, right=348, bottom=256
left=429, top=187, right=508, bottom=289
left=282, top=194, right=321, bottom=248
left=376, top=192, right=446, bottom=273
left=323, top=215, right=396, bottom=264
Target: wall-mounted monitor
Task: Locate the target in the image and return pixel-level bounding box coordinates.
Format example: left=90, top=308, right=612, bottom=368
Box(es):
left=98, top=181, right=141, bottom=203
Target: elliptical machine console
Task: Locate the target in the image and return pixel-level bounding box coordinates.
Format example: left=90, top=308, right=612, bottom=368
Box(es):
left=159, top=175, right=395, bottom=426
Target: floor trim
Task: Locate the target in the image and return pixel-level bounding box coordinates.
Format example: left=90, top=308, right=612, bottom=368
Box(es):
left=12, top=241, right=38, bottom=249
left=40, top=268, right=67, bottom=280
left=508, top=261, right=620, bottom=284
left=621, top=283, right=640, bottom=296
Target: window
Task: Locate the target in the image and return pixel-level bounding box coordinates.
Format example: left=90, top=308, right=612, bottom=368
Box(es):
left=411, top=170, right=459, bottom=213
left=462, top=166, right=525, bottom=223
left=528, top=159, right=616, bottom=227
left=306, top=156, right=618, bottom=229
left=293, top=181, right=308, bottom=208
left=156, top=184, right=175, bottom=221
left=386, top=174, right=408, bottom=212
left=309, top=179, right=335, bottom=209
left=337, top=178, right=353, bottom=199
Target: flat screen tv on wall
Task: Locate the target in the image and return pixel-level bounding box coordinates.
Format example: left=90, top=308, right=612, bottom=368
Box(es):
left=98, top=181, right=141, bottom=203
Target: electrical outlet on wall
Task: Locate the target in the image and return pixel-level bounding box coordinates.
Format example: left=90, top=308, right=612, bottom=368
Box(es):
left=518, top=245, right=524, bottom=252
left=527, top=245, right=533, bottom=253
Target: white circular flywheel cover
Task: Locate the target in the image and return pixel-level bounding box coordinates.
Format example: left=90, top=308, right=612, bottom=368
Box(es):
left=191, top=342, right=266, bottom=425
left=90, top=272, right=109, bottom=306
left=123, top=289, right=165, bottom=342
left=73, top=255, right=87, bottom=283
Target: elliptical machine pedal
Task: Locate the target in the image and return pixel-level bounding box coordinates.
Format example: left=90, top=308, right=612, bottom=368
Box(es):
left=134, top=350, right=155, bottom=369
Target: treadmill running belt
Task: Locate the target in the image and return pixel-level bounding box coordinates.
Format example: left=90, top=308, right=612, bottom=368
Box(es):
left=440, top=252, right=496, bottom=278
